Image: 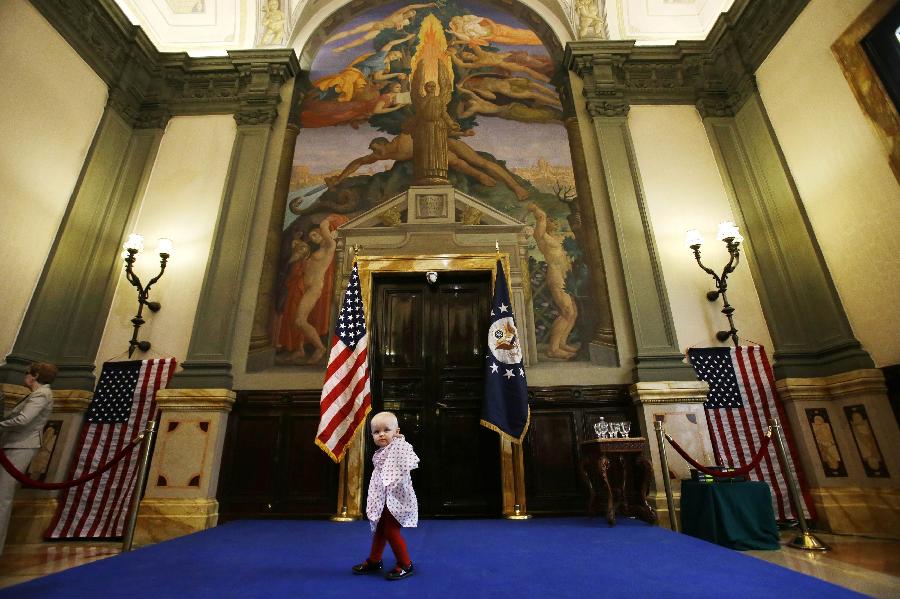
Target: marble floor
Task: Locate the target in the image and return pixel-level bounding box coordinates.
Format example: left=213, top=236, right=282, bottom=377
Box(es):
left=0, top=530, right=898, bottom=596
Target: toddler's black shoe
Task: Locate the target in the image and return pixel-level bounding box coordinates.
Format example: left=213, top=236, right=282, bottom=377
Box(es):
left=385, top=562, right=413, bottom=581
left=351, top=559, right=383, bottom=575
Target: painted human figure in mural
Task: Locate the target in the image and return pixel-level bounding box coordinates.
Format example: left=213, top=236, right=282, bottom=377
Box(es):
left=447, top=14, right=542, bottom=47
left=313, top=35, right=414, bottom=102
left=456, top=87, right=562, bottom=123
left=448, top=45, right=551, bottom=82
left=326, top=3, right=437, bottom=54
left=460, top=74, right=562, bottom=109
left=275, top=232, right=312, bottom=359
left=291, top=216, right=347, bottom=365
left=406, top=62, right=459, bottom=184
left=324, top=133, right=529, bottom=200
left=528, top=203, right=580, bottom=359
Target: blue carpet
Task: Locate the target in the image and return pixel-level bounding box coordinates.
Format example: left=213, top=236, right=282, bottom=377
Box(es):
left=2, top=518, right=860, bottom=598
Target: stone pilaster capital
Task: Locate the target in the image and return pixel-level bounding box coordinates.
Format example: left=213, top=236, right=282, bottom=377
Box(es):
left=775, top=369, right=888, bottom=403
left=155, top=388, right=236, bottom=413
left=586, top=98, right=630, bottom=118
left=49, top=390, right=94, bottom=413
left=629, top=380, right=710, bottom=405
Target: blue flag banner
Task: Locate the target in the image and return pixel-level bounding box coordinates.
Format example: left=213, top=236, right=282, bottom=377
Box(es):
left=481, top=259, right=530, bottom=442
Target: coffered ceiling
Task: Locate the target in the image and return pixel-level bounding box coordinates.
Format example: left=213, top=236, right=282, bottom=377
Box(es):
left=114, top=0, right=735, bottom=57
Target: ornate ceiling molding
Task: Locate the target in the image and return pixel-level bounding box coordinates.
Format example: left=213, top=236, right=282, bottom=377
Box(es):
left=565, top=0, right=809, bottom=117
left=30, top=0, right=299, bottom=128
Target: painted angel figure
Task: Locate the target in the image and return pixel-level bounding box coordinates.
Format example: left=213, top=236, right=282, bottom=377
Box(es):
left=405, top=61, right=460, bottom=185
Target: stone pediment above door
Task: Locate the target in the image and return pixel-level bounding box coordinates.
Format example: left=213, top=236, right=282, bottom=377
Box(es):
left=339, top=185, right=526, bottom=230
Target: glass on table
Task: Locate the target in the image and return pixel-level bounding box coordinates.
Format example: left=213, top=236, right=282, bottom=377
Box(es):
left=622, top=421, right=632, bottom=438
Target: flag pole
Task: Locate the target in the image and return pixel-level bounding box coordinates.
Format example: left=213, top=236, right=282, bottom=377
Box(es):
left=330, top=455, right=355, bottom=522
left=330, top=244, right=362, bottom=523
left=506, top=441, right=531, bottom=520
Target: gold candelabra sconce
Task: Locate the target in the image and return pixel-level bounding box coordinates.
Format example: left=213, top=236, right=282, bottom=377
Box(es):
left=121, top=234, right=172, bottom=357
left=685, top=221, right=743, bottom=346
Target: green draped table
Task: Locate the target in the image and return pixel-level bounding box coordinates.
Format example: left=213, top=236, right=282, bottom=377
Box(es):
left=680, top=480, right=780, bottom=550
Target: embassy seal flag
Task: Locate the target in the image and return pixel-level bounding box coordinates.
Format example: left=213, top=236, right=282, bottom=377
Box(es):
left=481, top=259, right=530, bottom=442
left=316, top=262, right=372, bottom=462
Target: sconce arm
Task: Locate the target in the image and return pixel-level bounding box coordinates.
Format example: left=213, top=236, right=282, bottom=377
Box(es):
left=691, top=246, right=721, bottom=286
left=142, top=255, right=170, bottom=299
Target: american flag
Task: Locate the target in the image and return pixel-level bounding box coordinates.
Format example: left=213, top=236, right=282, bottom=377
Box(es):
left=315, top=262, right=371, bottom=463
left=688, top=346, right=812, bottom=520
left=46, top=358, right=175, bottom=539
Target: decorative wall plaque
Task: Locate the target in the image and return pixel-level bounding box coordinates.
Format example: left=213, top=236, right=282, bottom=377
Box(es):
left=843, top=404, right=889, bottom=478
left=415, top=194, right=448, bottom=219
left=805, top=408, right=847, bottom=477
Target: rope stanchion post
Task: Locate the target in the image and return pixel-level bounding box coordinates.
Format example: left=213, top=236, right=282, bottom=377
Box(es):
left=122, top=421, right=157, bottom=552
left=769, top=417, right=829, bottom=552
left=654, top=421, right=678, bottom=532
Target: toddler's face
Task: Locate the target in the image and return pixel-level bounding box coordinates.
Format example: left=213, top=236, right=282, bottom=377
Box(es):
left=371, top=419, right=399, bottom=448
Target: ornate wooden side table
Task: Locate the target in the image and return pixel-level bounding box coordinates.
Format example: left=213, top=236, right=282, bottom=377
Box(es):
left=578, top=437, right=657, bottom=526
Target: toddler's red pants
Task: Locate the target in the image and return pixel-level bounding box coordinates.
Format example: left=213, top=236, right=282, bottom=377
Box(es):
left=368, top=507, right=411, bottom=566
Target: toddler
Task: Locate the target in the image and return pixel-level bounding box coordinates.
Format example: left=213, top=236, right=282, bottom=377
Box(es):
left=352, top=411, right=419, bottom=581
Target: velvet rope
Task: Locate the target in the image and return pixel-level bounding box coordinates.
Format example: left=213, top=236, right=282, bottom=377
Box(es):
left=665, top=430, right=772, bottom=478
left=0, top=433, right=145, bottom=490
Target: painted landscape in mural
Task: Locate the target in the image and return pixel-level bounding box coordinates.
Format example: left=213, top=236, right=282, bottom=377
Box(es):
left=271, top=1, right=597, bottom=366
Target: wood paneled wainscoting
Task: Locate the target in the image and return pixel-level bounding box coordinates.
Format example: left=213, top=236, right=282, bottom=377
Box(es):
left=523, top=385, right=635, bottom=514
left=217, top=390, right=338, bottom=521
left=217, top=386, right=635, bottom=520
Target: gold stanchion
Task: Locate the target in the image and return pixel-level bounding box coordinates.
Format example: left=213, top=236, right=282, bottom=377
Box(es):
left=769, top=418, right=829, bottom=551
left=122, top=421, right=157, bottom=552
left=654, top=421, right=678, bottom=532
left=331, top=456, right=356, bottom=522
left=506, top=442, right=531, bottom=520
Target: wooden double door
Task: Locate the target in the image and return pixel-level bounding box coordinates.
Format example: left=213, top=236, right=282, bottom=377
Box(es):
left=367, top=271, right=501, bottom=517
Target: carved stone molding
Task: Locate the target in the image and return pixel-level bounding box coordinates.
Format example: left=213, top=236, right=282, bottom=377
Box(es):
left=29, top=0, right=299, bottom=128
left=565, top=0, right=809, bottom=118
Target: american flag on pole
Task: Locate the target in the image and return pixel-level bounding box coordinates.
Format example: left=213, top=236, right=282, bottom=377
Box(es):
left=46, top=358, right=175, bottom=539
left=688, top=345, right=813, bottom=520
left=315, top=262, right=371, bottom=463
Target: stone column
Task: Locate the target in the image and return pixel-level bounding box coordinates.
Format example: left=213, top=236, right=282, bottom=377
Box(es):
left=631, top=381, right=714, bottom=528
left=776, top=370, right=900, bottom=536
left=172, top=109, right=277, bottom=388
left=587, top=105, right=695, bottom=381
left=0, top=105, right=164, bottom=391
left=247, top=123, right=301, bottom=372
left=561, top=79, right=617, bottom=366
left=133, top=389, right=234, bottom=546
left=703, top=93, right=874, bottom=379
left=6, top=390, right=92, bottom=544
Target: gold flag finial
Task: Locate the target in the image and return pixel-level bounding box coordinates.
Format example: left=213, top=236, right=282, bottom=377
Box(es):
left=495, top=240, right=500, bottom=254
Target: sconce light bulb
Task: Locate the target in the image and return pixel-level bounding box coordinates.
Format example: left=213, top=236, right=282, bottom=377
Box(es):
left=685, top=229, right=703, bottom=248
left=121, top=250, right=129, bottom=261
left=124, top=233, right=145, bottom=252
left=716, top=221, right=739, bottom=242
left=157, top=238, right=174, bottom=255
left=732, top=233, right=744, bottom=245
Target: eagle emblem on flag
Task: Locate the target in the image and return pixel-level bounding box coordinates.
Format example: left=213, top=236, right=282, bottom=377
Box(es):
left=489, top=316, right=522, bottom=364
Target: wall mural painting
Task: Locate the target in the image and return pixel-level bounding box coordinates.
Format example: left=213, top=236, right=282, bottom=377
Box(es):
left=273, top=1, right=594, bottom=366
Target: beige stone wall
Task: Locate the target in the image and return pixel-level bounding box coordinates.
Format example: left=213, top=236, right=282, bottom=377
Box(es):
left=757, top=0, right=900, bottom=367
left=0, top=0, right=107, bottom=360
left=628, top=105, right=774, bottom=353
left=94, top=116, right=236, bottom=368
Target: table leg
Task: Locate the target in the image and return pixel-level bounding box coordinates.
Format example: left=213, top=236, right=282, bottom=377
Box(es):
left=579, top=455, right=597, bottom=517
left=600, top=455, right=615, bottom=525
left=634, top=456, right=658, bottom=524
